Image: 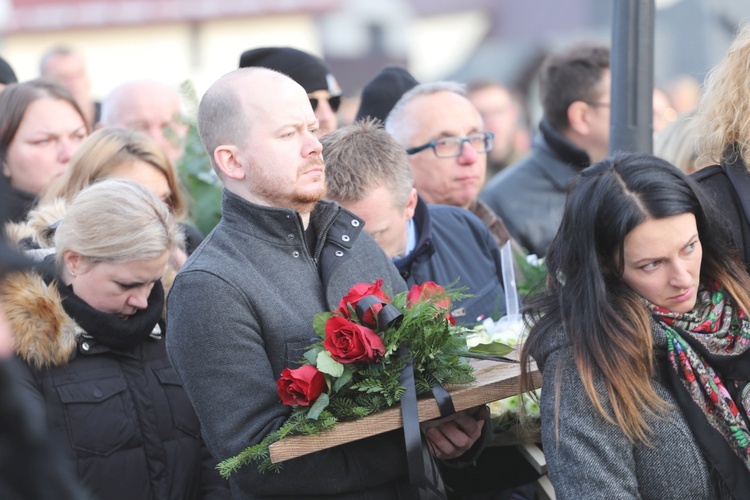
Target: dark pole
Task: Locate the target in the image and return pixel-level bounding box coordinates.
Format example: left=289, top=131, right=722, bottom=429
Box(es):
left=610, top=0, right=655, bottom=155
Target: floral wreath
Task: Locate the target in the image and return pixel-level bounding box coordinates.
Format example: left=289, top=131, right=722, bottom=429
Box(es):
left=218, top=279, right=485, bottom=479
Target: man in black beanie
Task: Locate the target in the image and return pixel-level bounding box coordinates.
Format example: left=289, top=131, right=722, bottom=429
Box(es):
left=355, top=66, right=418, bottom=123
left=0, top=56, right=17, bottom=91
left=239, top=47, right=342, bottom=136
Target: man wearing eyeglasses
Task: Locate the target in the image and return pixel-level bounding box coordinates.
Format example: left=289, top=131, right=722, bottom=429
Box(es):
left=240, top=47, right=342, bottom=137
left=385, top=81, right=518, bottom=252
left=480, top=42, right=611, bottom=257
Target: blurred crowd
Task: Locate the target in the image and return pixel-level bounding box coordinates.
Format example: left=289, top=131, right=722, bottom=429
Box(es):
left=0, top=22, right=748, bottom=499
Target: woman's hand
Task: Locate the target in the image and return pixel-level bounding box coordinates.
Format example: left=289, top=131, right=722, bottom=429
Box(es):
left=421, top=405, right=489, bottom=460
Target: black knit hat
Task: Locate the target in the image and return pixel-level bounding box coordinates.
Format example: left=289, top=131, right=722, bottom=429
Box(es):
left=239, top=47, right=341, bottom=96
left=0, top=56, right=17, bottom=86
left=355, top=66, right=419, bottom=123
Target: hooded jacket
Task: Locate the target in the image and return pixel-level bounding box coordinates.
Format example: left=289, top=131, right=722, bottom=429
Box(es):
left=0, top=207, right=229, bottom=500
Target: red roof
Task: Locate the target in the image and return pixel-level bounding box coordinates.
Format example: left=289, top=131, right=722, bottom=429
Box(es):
left=5, top=0, right=341, bottom=34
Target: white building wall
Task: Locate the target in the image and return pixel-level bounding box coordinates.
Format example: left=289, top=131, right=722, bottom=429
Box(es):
left=2, top=14, right=322, bottom=100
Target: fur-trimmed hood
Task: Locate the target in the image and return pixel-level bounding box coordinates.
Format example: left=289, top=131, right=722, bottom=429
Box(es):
left=4, top=199, right=65, bottom=258
left=0, top=270, right=79, bottom=369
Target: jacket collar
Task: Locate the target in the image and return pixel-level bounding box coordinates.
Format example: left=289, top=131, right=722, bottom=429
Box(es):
left=393, top=195, right=434, bottom=279
left=536, top=118, right=592, bottom=189
left=221, top=189, right=340, bottom=245
left=220, top=189, right=365, bottom=284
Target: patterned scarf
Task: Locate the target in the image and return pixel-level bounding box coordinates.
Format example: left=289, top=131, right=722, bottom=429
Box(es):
left=649, top=283, right=750, bottom=477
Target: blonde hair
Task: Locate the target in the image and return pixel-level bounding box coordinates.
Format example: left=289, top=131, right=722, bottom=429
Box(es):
left=54, top=179, right=182, bottom=265
left=696, top=23, right=750, bottom=168
left=43, top=127, right=189, bottom=220
left=654, top=111, right=706, bottom=174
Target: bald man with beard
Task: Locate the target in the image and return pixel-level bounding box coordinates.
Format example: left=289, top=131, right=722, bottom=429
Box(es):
left=166, top=67, right=488, bottom=499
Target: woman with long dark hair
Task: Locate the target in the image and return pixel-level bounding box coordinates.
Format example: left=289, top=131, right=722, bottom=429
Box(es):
left=520, top=153, right=750, bottom=498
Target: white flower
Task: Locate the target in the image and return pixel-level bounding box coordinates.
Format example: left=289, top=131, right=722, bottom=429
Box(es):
left=465, top=329, right=493, bottom=348
left=526, top=254, right=540, bottom=267
left=477, top=315, right=527, bottom=346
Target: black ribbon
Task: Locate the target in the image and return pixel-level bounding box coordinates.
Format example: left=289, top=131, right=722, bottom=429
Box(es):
left=429, top=377, right=455, bottom=418
left=354, top=295, right=457, bottom=494
left=397, top=346, right=427, bottom=490
left=354, top=295, right=403, bottom=330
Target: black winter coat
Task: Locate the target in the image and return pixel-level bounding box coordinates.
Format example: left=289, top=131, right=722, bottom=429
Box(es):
left=480, top=119, right=590, bottom=257
left=394, top=197, right=507, bottom=323
left=0, top=269, right=229, bottom=500
left=692, top=155, right=750, bottom=270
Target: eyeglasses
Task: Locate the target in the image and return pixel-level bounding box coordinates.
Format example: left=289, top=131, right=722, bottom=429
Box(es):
left=585, top=101, right=611, bottom=108
left=406, top=132, right=494, bottom=158
left=309, top=95, right=342, bottom=113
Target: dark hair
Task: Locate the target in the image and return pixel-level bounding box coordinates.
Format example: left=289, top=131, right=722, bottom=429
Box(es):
left=540, top=42, right=610, bottom=131
left=520, top=152, right=750, bottom=442
left=0, top=78, right=88, bottom=166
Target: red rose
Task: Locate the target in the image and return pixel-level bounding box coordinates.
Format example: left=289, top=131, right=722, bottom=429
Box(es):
left=324, top=316, right=385, bottom=364
left=337, top=279, right=390, bottom=325
left=276, top=365, right=326, bottom=407
left=407, top=282, right=451, bottom=309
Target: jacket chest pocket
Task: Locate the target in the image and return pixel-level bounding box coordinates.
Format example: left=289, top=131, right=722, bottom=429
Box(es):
left=153, top=366, right=201, bottom=438
left=56, top=377, right=137, bottom=456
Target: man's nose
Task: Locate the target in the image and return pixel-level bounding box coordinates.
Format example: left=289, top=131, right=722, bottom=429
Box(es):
left=457, top=141, right=478, bottom=165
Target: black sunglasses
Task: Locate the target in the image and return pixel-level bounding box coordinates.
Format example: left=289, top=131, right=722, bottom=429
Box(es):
left=309, top=95, right=342, bottom=113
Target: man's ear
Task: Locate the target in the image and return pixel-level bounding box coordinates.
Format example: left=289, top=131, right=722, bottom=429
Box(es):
left=404, top=187, right=418, bottom=220
left=567, top=100, right=592, bottom=136
left=213, top=145, right=246, bottom=181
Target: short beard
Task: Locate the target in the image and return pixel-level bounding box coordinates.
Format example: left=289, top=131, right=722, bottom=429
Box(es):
left=249, top=159, right=327, bottom=214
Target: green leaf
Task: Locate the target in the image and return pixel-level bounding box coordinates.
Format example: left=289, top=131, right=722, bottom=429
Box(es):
left=303, top=347, right=322, bottom=365
left=333, top=365, right=355, bottom=392
left=307, top=393, right=330, bottom=420
left=316, top=350, right=344, bottom=377
left=313, top=312, right=333, bottom=339
left=469, top=341, right=514, bottom=357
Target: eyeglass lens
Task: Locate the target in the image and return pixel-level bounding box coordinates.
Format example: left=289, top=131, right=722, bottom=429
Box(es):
left=434, top=133, right=493, bottom=157
left=309, top=95, right=342, bottom=113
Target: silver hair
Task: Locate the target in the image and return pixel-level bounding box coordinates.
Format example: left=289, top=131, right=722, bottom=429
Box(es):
left=385, top=81, right=469, bottom=145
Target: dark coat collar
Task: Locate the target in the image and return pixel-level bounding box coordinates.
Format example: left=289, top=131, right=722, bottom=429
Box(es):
left=393, top=195, right=434, bottom=279
left=537, top=118, right=592, bottom=188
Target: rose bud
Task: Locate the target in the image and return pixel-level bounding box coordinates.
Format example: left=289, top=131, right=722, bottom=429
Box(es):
left=336, top=279, right=390, bottom=321
left=276, top=365, right=327, bottom=406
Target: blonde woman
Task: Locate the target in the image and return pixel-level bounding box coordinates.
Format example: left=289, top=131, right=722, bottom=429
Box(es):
left=693, top=23, right=750, bottom=269
left=43, top=127, right=203, bottom=258
left=0, top=180, right=228, bottom=499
